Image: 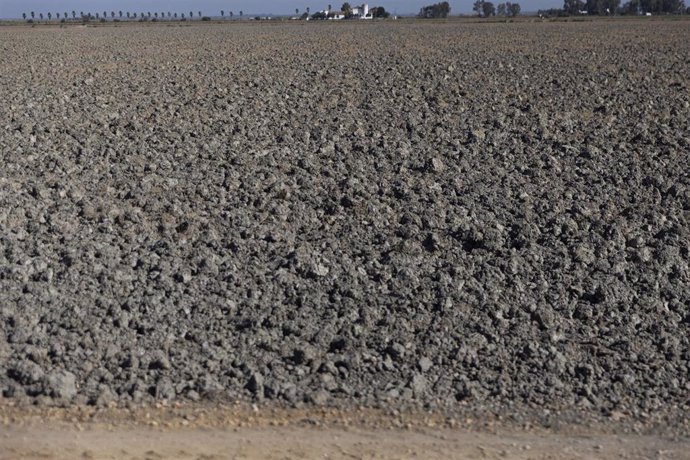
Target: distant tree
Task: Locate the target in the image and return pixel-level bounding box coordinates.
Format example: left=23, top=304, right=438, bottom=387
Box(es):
left=39, top=13, right=43, bottom=20
left=564, top=0, right=586, bottom=13
left=221, top=10, right=225, bottom=17
left=230, top=11, right=234, bottom=18
left=95, top=13, right=99, bottom=19
left=31, top=11, right=35, bottom=19
left=240, top=10, right=244, bottom=16
left=198, top=11, right=202, bottom=18
left=497, top=3, right=507, bottom=14
left=473, top=0, right=484, bottom=15
left=482, top=1, right=496, bottom=15
left=660, top=0, right=684, bottom=12
left=126, top=12, right=130, bottom=19
left=418, top=1, right=451, bottom=17
left=328, top=4, right=332, bottom=11
left=371, top=6, right=390, bottom=17
left=168, top=12, right=171, bottom=18
left=341, top=2, right=353, bottom=16
left=72, top=11, right=76, bottom=19
left=296, top=8, right=299, bottom=15
left=147, top=12, right=151, bottom=18
left=174, top=12, right=178, bottom=18
left=189, top=11, right=193, bottom=18
left=22, top=12, right=26, bottom=20
left=508, top=2, right=522, bottom=15
left=47, top=12, right=51, bottom=20
left=312, top=11, right=328, bottom=18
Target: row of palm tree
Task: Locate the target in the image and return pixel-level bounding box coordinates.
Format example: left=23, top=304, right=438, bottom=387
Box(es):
left=21, top=10, right=250, bottom=21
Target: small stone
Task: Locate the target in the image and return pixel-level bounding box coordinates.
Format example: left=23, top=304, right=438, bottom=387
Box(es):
left=410, top=373, right=427, bottom=396
left=44, top=370, right=77, bottom=400
left=429, top=157, right=445, bottom=173
left=471, top=129, right=486, bottom=142
left=155, top=377, right=176, bottom=400
left=247, top=372, right=264, bottom=397
left=311, top=263, right=329, bottom=277
left=386, top=342, right=406, bottom=360
left=418, top=357, right=433, bottom=372
left=309, top=389, right=329, bottom=405
left=9, top=361, right=45, bottom=385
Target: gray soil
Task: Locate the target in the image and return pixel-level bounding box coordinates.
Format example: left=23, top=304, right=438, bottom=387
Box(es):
left=0, top=19, right=688, bottom=437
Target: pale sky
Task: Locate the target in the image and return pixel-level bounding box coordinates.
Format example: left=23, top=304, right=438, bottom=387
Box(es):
left=0, top=0, right=561, bottom=18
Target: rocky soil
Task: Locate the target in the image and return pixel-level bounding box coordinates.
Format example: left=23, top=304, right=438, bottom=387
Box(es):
left=0, top=20, right=688, bottom=431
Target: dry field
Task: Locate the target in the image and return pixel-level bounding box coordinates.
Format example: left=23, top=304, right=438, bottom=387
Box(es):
left=0, top=19, right=689, bottom=457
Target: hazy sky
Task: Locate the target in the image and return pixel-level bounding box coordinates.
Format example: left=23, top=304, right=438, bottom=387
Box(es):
left=0, top=0, right=562, bottom=18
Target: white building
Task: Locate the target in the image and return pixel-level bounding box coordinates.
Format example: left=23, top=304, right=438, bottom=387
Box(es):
left=351, top=4, right=369, bottom=16
left=324, top=4, right=372, bottom=19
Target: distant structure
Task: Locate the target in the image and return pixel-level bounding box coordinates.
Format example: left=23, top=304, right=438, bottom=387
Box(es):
left=351, top=4, right=371, bottom=17
left=323, top=3, right=373, bottom=19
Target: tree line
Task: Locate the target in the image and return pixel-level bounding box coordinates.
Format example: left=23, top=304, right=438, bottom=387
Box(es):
left=21, top=10, right=249, bottom=22
left=473, top=0, right=522, bottom=16
left=418, top=2, right=451, bottom=18
left=547, top=0, right=687, bottom=15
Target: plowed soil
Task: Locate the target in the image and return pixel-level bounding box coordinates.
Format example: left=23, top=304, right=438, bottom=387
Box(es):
left=0, top=18, right=689, bottom=458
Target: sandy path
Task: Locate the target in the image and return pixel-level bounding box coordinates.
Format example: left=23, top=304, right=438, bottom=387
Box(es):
left=1, top=404, right=688, bottom=459
left=3, top=424, right=688, bottom=460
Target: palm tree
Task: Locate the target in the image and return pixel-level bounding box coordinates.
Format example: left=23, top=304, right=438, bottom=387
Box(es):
left=103, top=11, right=107, bottom=18
left=239, top=10, right=243, bottom=17
left=95, top=13, right=99, bottom=19
left=47, top=12, right=51, bottom=20
left=174, top=12, right=178, bottom=18
left=328, top=4, right=332, bottom=11
left=22, top=12, right=26, bottom=20
left=161, top=11, right=165, bottom=19
left=119, top=11, right=122, bottom=19
left=198, top=11, right=202, bottom=18
left=154, top=12, right=158, bottom=19
left=64, top=12, right=67, bottom=19
left=230, top=11, right=234, bottom=18
left=30, top=11, right=34, bottom=19
left=168, top=12, right=171, bottom=18
left=39, top=13, right=43, bottom=20
left=221, top=10, right=225, bottom=18
left=189, top=11, right=193, bottom=18
left=72, top=11, right=76, bottom=19
left=306, top=7, right=310, bottom=14
left=296, top=8, right=299, bottom=15
left=126, top=12, right=130, bottom=19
